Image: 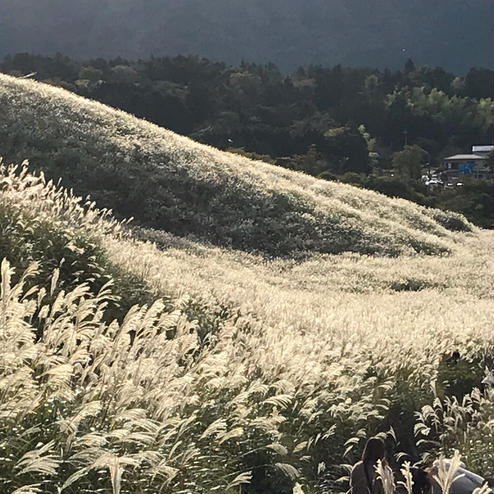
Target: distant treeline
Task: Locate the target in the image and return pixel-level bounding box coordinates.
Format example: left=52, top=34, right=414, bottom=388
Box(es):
left=2, top=53, right=493, bottom=227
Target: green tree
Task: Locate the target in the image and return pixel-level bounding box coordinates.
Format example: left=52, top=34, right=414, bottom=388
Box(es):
left=78, top=66, right=103, bottom=82
left=322, top=126, right=371, bottom=174
left=392, top=145, right=428, bottom=180
left=358, top=124, right=379, bottom=169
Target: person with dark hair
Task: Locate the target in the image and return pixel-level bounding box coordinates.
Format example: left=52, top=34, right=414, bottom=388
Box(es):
left=350, top=437, right=393, bottom=494
left=410, top=467, right=430, bottom=494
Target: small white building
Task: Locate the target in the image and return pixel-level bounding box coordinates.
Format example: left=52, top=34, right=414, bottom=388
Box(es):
left=472, top=145, right=494, bottom=156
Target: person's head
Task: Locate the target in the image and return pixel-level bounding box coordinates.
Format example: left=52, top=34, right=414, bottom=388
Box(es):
left=362, top=437, right=386, bottom=464
left=411, top=467, right=430, bottom=494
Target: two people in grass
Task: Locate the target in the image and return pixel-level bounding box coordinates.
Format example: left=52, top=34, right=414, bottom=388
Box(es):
left=350, top=437, right=492, bottom=494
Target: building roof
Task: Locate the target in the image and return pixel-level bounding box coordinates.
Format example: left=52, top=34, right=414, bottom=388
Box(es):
left=472, top=145, right=494, bottom=153
left=444, top=154, right=486, bottom=161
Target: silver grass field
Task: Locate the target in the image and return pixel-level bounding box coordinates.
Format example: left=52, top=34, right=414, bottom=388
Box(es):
left=0, top=74, right=492, bottom=494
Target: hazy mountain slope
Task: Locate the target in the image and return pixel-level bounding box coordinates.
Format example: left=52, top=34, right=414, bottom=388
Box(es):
left=0, top=0, right=492, bottom=73
left=0, top=73, right=474, bottom=257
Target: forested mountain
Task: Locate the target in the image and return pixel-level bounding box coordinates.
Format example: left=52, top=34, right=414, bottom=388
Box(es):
left=2, top=53, right=493, bottom=227
left=0, top=0, right=492, bottom=73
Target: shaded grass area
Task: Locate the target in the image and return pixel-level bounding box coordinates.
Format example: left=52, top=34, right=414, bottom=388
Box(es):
left=0, top=73, right=474, bottom=258
left=0, top=167, right=236, bottom=347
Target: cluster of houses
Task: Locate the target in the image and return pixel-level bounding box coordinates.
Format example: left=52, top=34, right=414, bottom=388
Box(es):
left=423, top=145, right=494, bottom=188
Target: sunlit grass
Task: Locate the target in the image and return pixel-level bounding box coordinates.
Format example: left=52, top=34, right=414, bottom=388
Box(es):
left=0, top=165, right=490, bottom=493
left=0, top=73, right=491, bottom=493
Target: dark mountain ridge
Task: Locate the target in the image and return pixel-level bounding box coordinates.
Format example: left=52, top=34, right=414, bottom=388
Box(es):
left=0, top=0, right=492, bottom=73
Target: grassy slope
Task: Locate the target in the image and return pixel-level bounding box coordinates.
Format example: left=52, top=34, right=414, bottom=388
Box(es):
left=0, top=165, right=492, bottom=494
left=0, top=73, right=473, bottom=257
left=0, top=75, right=492, bottom=493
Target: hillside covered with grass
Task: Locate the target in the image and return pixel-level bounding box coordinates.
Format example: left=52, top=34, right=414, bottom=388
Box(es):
left=0, top=74, right=492, bottom=494
left=0, top=162, right=492, bottom=494
left=0, top=73, right=473, bottom=258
